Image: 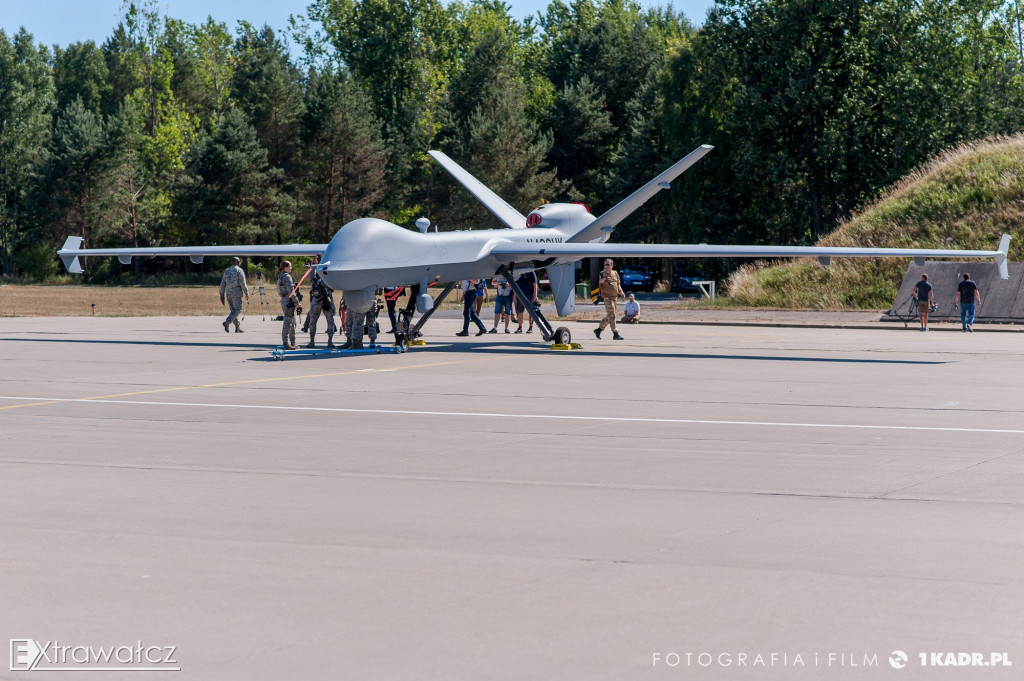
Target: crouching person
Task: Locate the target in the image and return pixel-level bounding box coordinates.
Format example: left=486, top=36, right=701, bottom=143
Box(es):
left=621, top=293, right=641, bottom=324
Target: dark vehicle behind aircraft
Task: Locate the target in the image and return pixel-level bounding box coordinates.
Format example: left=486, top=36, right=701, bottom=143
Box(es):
left=672, top=269, right=706, bottom=294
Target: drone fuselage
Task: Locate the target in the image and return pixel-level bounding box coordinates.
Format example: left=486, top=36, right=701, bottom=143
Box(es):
left=319, top=204, right=598, bottom=291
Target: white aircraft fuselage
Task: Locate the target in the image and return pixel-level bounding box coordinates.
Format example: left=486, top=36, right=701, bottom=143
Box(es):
left=319, top=203, right=597, bottom=291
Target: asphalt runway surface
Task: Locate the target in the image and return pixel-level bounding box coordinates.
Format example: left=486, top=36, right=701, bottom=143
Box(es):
left=2, top=315, right=1022, bottom=680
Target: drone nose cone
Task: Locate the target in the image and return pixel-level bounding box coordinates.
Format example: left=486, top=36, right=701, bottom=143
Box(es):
left=320, top=217, right=431, bottom=290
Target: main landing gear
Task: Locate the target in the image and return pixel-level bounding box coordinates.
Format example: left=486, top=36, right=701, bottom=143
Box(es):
left=381, top=273, right=582, bottom=352
left=498, top=264, right=578, bottom=350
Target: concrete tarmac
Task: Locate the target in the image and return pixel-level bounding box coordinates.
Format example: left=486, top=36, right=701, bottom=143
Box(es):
left=1, top=315, right=1022, bottom=680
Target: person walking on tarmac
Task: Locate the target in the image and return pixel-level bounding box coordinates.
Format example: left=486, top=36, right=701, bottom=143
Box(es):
left=277, top=261, right=300, bottom=349
left=457, top=279, right=489, bottom=336
left=304, top=254, right=337, bottom=348
left=954, top=272, right=981, bottom=332
left=219, top=256, right=249, bottom=333
left=595, top=259, right=625, bottom=340
left=913, top=273, right=934, bottom=332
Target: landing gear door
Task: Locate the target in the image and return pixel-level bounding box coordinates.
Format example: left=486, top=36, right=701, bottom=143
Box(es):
left=547, top=262, right=576, bottom=317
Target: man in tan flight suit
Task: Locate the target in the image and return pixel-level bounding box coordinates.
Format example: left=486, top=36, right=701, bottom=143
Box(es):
left=595, top=259, right=625, bottom=340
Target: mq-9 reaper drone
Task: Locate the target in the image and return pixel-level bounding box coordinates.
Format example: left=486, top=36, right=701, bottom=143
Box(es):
left=59, top=145, right=1011, bottom=349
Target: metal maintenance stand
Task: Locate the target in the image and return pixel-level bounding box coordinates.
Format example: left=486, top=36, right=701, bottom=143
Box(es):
left=271, top=343, right=404, bottom=360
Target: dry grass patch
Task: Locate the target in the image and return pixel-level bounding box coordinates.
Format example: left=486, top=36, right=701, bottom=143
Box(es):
left=0, top=284, right=440, bottom=317
left=1, top=285, right=269, bottom=317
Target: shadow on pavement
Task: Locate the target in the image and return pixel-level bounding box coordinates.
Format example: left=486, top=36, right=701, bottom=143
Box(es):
left=1, top=335, right=948, bottom=365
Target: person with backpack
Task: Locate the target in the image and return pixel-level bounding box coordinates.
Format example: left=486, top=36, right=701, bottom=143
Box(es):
left=303, top=254, right=337, bottom=348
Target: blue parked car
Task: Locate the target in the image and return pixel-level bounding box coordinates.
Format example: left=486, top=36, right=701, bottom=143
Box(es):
left=620, top=266, right=653, bottom=292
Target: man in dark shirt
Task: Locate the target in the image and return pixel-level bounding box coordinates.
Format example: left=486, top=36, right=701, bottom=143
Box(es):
left=913, top=273, right=934, bottom=332
left=514, top=271, right=539, bottom=333
left=954, top=272, right=981, bottom=332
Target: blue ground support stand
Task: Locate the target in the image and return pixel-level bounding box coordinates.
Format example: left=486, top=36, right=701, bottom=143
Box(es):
left=271, top=343, right=404, bottom=360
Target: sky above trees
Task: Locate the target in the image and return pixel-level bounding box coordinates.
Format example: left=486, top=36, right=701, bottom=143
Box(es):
left=1, top=0, right=718, bottom=50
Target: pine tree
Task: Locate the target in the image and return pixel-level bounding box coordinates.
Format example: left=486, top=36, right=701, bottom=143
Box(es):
left=0, top=28, right=55, bottom=277
left=545, top=75, right=614, bottom=205
left=53, top=41, right=111, bottom=117
left=26, top=98, right=116, bottom=275
left=301, top=68, right=388, bottom=242
left=231, top=26, right=305, bottom=177
left=439, top=27, right=565, bottom=228
left=184, top=107, right=296, bottom=246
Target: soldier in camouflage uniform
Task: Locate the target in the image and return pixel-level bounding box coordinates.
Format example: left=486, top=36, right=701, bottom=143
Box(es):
left=595, top=259, right=625, bottom=340
left=219, top=257, right=249, bottom=333
left=304, top=254, right=337, bottom=348
left=277, top=261, right=298, bottom=350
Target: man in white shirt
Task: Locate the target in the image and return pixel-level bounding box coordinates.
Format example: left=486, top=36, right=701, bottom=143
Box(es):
left=622, top=293, right=640, bottom=324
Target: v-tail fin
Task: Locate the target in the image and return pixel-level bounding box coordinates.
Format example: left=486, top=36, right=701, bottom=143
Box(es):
left=567, top=145, right=713, bottom=243
left=428, top=151, right=527, bottom=230
left=58, top=236, right=84, bottom=274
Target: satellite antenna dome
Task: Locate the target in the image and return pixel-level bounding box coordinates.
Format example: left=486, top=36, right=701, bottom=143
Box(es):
left=415, top=217, right=430, bottom=233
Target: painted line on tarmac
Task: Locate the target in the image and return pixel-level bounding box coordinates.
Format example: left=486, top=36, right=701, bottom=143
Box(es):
left=1, top=395, right=1023, bottom=434
left=0, top=357, right=493, bottom=410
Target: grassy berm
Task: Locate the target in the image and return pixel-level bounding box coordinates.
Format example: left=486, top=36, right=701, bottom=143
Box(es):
left=727, top=135, right=1024, bottom=309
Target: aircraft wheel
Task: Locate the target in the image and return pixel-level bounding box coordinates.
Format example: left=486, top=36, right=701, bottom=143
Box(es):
left=553, top=327, right=571, bottom=345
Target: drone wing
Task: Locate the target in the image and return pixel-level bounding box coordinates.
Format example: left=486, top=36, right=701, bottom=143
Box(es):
left=58, top=237, right=327, bottom=273
left=490, top=235, right=1012, bottom=279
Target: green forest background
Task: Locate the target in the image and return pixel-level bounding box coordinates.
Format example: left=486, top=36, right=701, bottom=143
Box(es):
left=3, top=0, right=1024, bottom=285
